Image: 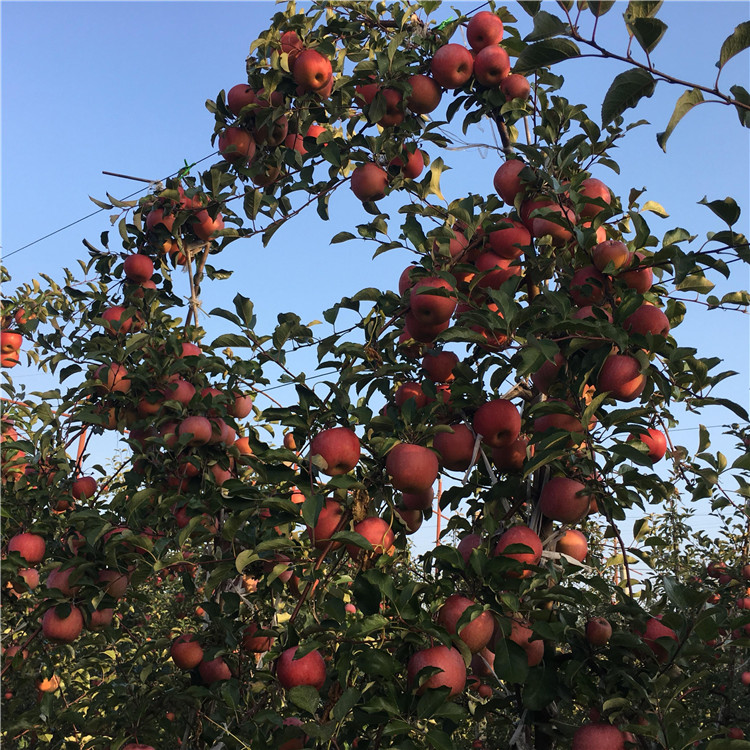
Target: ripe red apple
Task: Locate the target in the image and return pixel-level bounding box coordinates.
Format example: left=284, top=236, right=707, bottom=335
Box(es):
left=407, top=645, right=466, bottom=697
left=597, top=354, right=646, bottom=402
left=621, top=252, right=654, bottom=292
left=88, top=607, right=114, bottom=630
left=475, top=251, right=522, bottom=290
left=406, top=74, right=442, bottom=114
left=488, top=219, right=531, bottom=259
left=374, top=87, right=405, bottom=127
left=628, top=427, right=667, bottom=462
left=409, top=277, right=456, bottom=326
left=307, top=498, right=345, bottom=549
left=395, top=381, right=429, bottom=410
left=145, top=206, right=175, bottom=232
left=8, top=532, right=45, bottom=563
left=592, top=240, right=632, bottom=273
left=430, top=43, right=474, bottom=88
left=394, top=507, right=422, bottom=534
left=531, top=352, right=566, bottom=394
left=473, top=45, right=511, bottom=87
left=242, top=623, right=275, bottom=653
left=218, top=127, right=257, bottom=163
left=293, top=49, right=333, bottom=92
left=101, top=305, right=133, bottom=336
left=458, top=533, right=481, bottom=566
left=437, top=595, right=495, bottom=653
left=42, top=605, right=84, bottom=643
left=276, top=646, right=326, bottom=690
left=491, top=435, right=530, bottom=473
left=226, top=83, right=256, bottom=116
left=46, top=565, right=80, bottom=596
left=624, top=304, right=670, bottom=337
left=493, top=525, right=542, bottom=577
left=199, top=656, right=232, bottom=684
left=493, top=159, right=528, bottom=205
left=467, top=11, right=504, bottom=50
left=390, top=147, right=424, bottom=179
left=401, top=486, right=434, bottom=511
left=403, top=311, right=450, bottom=344
left=422, top=349, right=459, bottom=382
left=171, top=633, right=204, bottom=669
left=741, top=670, right=750, bottom=686
left=97, top=568, right=129, bottom=598
left=522, top=198, right=575, bottom=245
left=71, top=476, right=97, bottom=500
left=579, top=177, right=612, bottom=217
left=728, top=728, right=745, bottom=740
left=572, top=724, right=625, bottom=750
left=309, top=426, right=360, bottom=476
left=13, top=567, right=39, bottom=591
left=585, top=617, right=613, bottom=646
left=1, top=331, right=23, bottom=352
left=434, top=424, right=477, bottom=472
left=641, top=617, right=678, bottom=662
left=556, top=529, right=588, bottom=562
left=539, top=477, right=591, bottom=523
left=472, top=399, right=521, bottom=449
left=348, top=517, right=396, bottom=559
left=351, top=163, right=388, bottom=202
left=569, top=265, right=608, bottom=306
left=507, top=620, right=544, bottom=666
left=123, top=254, right=154, bottom=283
left=386, top=443, right=439, bottom=493
left=178, top=416, right=213, bottom=446
left=500, top=73, right=531, bottom=101
left=191, top=210, right=224, bottom=241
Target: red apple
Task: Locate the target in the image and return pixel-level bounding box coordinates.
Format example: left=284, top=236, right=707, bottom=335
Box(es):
left=488, top=219, right=531, bottom=259
left=46, top=565, right=80, bottom=596
left=101, top=305, right=133, bottom=335
left=430, top=44, right=474, bottom=88
left=539, top=477, right=591, bottom=523
left=641, top=617, right=678, bottom=662
left=628, top=427, right=667, bottom=462
left=219, top=126, right=257, bottom=163
left=410, top=277, right=456, bottom=326
left=42, top=605, right=84, bottom=643
left=500, top=74, right=531, bottom=101
left=437, top=594, right=495, bottom=653
left=191, top=210, right=224, bottom=241
left=88, top=607, right=114, bottom=630
left=293, top=49, right=333, bottom=92
left=403, top=311, right=451, bottom=344
left=242, top=623, right=275, bottom=653
left=348, top=517, right=396, bottom=560
left=556, top=529, right=588, bottom=562
left=493, top=526, right=542, bottom=577
left=621, top=252, right=653, bottom=293
left=472, top=399, right=521, bottom=449
left=145, top=206, right=175, bottom=232
left=493, top=159, right=528, bottom=205
left=585, top=617, right=613, bottom=646
left=473, top=45, right=511, bottom=87
left=390, top=147, right=424, bottom=179
left=401, top=486, right=434, bottom=511
left=309, top=426, right=360, bottom=476
left=597, top=354, right=646, bottom=402
left=434, top=424, right=477, bottom=472
left=579, top=177, right=612, bottom=218
left=351, top=163, right=388, bottom=202
left=178, top=416, right=213, bottom=446
left=422, top=349, right=459, bottom=382
left=406, top=74, right=442, bottom=114
left=467, top=11, right=504, bottom=50
left=71, top=476, right=97, bottom=500
left=522, top=198, right=575, bottom=245
left=123, top=254, right=154, bottom=283
left=569, top=265, right=608, bottom=306
left=573, top=724, right=625, bottom=750
left=508, top=620, right=544, bottom=666
left=592, top=240, right=632, bottom=273
left=171, top=633, right=204, bottom=669
left=491, top=435, right=530, bottom=473
left=8, top=532, right=45, bottom=564
left=624, top=304, right=670, bottom=337
left=407, top=645, right=466, bottom=697
left=475, top=252, right=522, bottom=290
left=728, top=728, right=745, bottom=740
left=226, top=84, right=256, bottom=116
left=395, top=381, right=429, bottom=410
left=276, top=646, right=326, bottom=690
left=394, top=507, right=422, bottom=534
left=97, top=568, right=129, bottom=599
left=307, top=498, right=345, bottom=549
left=458, top=533, right=481, bottom=566
left=199, top=656, right=232, bottom=684
left=386, top=443, right=439, bottom=493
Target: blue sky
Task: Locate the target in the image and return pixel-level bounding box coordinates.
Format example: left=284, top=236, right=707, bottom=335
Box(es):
left=2, top=1, right=749, bottom=555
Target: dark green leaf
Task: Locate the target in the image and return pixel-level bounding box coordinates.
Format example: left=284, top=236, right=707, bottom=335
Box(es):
left=718, top=21, right=750, bottom=70
left=287, top=685, right=321, bottom=714
left=332, top=687, right=361, bottom=721
left=211, top=333, right=253, bottom=348
left=588, top=1, right=615, bottom=17
left=233, top=293, right=256, bottom=328
left=601, top=68, right=657, bottom=125
left=330, top=231, right=356, bottom=244
left=698, top=196, right=741, bottom=226
left=623, top=1, right=663, bottom=22
left=656, top=89, right=704, bottom=151
left=729, top=85, right=750, bottom=127
left=514, top=39, right=581, bottom=75
left=628, top=17, right=667, bottom=54
left=523, top=10, right=569, bottom=41
left=517, top=1, right=542, bottom=16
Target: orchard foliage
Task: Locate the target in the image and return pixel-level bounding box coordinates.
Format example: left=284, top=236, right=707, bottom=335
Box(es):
left=2, top=2, right=750, bottom=749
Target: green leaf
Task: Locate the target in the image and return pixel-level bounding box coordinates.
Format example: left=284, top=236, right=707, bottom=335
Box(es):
left=233, top=293, right=256, bottom=328
left=675, top=275, right=714, bottom=294
left=623, top=1, right=663, bottom=23
left=426, top=157, right=446, bottom=201
left=641, top=200, right=669, bottom=217
left=235, top=549, right=257, bottom=573
left=331, top=687, right=361, bottom=721
left=517, top=1, right=542, bottom=16
left=514, top=39, right=582, bottom=75
left=656, top=89, right=704, bottom=151
left=627, top=17, right=667, bottom=54
left=706, top=741, right=750, bottom=750
left=523, top=10, right=569, bottom=41
left=89, top=195, right=114, bottom=210
left=588, top=1, right=616, bottom=17
left=211, top=333, right=253, bottom=348
left=729, top=85, right=750, bottom=127
left=287, top=685, right=321, bottom=714
left=698, top=196, right=741, bottom=226
left=330, top=231, right=356, bottom=244
left=601, top=68, right=657, bottom=125
left=718, top=21, right=750, bottom=70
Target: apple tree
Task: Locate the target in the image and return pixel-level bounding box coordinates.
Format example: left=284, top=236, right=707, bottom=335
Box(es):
left=2, top=2, right=750, bottom=749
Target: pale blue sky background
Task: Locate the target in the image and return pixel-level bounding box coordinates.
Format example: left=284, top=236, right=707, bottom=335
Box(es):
left=2, top=1, right=749, bottom=556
